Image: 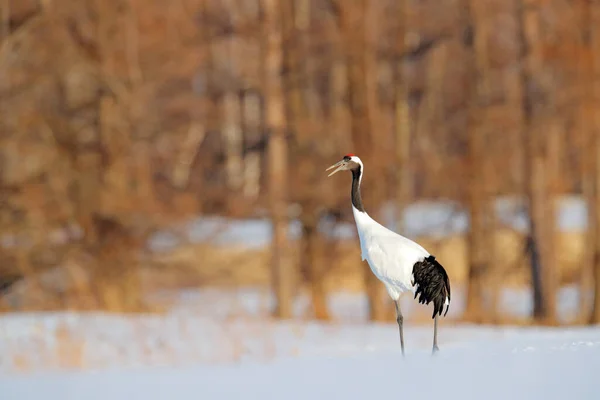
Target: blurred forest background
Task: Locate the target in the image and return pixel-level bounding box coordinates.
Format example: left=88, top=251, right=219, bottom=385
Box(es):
left=1, top=0, right=600, bottom=327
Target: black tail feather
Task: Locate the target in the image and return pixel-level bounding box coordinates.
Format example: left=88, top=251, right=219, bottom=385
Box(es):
left=412, top=255, right=451, bottom=319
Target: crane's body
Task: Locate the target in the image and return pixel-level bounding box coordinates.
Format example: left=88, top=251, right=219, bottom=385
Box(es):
left=327, top=154, right=451, bottom=355
left=353, top=205, right=426, bottom=298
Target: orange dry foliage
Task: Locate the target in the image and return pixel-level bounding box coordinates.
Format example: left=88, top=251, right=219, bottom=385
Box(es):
left=0, top=0, right=598, bottom=324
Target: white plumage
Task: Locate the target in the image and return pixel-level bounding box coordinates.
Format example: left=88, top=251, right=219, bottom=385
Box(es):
left=352, top=205, right=428, bottom=298
left=327, top=154, right=451, bottom=355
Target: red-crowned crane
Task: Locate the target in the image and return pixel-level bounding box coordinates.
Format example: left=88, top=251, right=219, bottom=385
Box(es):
left=326, top=154, right=451, bottom=356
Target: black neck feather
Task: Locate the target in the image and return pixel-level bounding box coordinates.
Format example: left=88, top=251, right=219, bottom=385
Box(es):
left=351, top=166, right=365, bottom=212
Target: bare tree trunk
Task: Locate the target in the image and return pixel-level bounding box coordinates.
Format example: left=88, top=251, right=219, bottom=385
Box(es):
left=582, top=0, right=600, bottom=324
left=362, top=1, right=392, bottom=322
left=391, top=0, right=412, bottom=324
left=338, top=0, right=388, bottom=322
left=579, top=10, right=595, bottom=318
left=464, top=0, right=509, bottom=322
left=394, top=1, right=411, bottom=235
left=281, top=0, right=305, bottom=127
left=519, top=1, right=558, bottom=323
left=593, top=132, right=600, bottom=323
left=523, top=120, right=558, bottom=323
left=545, top=125, right=560, bottom=319
left=91, top=216, right=142, bottom=312
left=299, top=210, right=330, bottom=320
left=222, top=91, right=243, bottom=192
left=465, top=120, right=488, bottom=321
left=241, top=93, right=262, bottom=200
left=463, top=0, right=486, bottom=322
left=280, top=0, right=329, bottom=319
left=263, top=0, right=292, bottom=319
left=330, top=61, right=350, bottom=146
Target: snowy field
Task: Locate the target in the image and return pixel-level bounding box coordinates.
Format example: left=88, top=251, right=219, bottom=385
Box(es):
left=0, top=317, right=599, bottom=400
left=1, top=287, right=600, bottom=400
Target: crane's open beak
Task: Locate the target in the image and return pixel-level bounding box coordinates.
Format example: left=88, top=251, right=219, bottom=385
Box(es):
left=326, top=160, right=345, bottom=177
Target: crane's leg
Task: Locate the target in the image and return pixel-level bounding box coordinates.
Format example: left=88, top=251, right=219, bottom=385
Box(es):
left=394, top=299, right=405, bottom=356
left=432, top=315, right=440, bottom=354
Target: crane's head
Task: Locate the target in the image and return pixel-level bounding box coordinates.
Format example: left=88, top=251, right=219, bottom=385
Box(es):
left=326, top=153, right=362, bottom=177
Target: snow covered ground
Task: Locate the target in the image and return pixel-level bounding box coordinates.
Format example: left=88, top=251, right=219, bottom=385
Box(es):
left=1, top=285, right=600, bottom=400
left=0, top=319, right=599, bottom=400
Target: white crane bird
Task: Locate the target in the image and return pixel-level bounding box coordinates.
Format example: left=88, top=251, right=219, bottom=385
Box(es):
left=326, top=154, right=451, bottom=355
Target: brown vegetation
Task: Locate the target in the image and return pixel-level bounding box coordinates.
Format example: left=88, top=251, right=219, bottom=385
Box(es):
left=1, top=0, right=600, bottom=325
